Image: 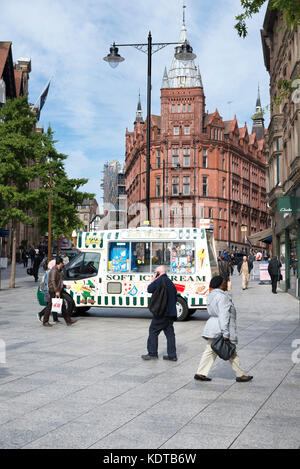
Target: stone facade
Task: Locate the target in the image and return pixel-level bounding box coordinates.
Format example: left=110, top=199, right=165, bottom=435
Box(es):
left=261, top=5, right=300, bottom=296
left=125, top=22, right=270, bottom=253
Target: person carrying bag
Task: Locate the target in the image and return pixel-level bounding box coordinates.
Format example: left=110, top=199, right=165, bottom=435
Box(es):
left=194, top=276, right=253, bottom=383
left=42, top=257, right=77, bottom=327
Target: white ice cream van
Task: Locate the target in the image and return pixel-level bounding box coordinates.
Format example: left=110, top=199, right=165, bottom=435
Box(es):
left=56, top=226, right=218, bottom=321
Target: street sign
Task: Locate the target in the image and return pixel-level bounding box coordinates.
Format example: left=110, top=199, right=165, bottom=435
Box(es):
left=0, top=228, right=9, bottom=238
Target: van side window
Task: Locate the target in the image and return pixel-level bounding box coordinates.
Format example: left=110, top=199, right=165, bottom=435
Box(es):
left=65, top=252, right=100, bottom=279
left=131, top=242, right=150, bottom=273
left=108, top=242, right=130, bottom=272
left=170, top=242, right=195, bottom=274
left=151, top=242, right=171, bottom=272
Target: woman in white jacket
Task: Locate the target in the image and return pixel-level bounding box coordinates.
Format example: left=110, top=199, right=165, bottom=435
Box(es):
left=194, top=276, right=253, bottom=383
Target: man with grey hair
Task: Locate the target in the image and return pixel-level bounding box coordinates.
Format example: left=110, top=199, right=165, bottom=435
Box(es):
left=237, top=256, right=253, bottom=290
left=142, top=265, right=178, bottom=361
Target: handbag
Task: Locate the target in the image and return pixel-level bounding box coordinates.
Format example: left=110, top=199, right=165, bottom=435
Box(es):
left=211, top=335, right=236, bottom=361
left=51, top=298, right=63, bottom=314
left=27, top=268, right=34, bottom=276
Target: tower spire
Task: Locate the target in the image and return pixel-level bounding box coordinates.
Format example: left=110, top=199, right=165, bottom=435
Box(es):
left=183, top=2, right=186, bottom=26
left=135, top=90, right=144, bottom=125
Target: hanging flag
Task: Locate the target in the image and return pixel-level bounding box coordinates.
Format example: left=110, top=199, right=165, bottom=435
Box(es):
left=33, top=79, right=51, bottom=121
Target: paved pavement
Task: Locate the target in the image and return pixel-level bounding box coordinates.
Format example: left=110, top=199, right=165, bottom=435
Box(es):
left=0, top=263, right=299, bottom=449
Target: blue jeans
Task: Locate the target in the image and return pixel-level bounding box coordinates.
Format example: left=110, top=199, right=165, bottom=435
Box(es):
left=147, top=317, right=177, bottom=358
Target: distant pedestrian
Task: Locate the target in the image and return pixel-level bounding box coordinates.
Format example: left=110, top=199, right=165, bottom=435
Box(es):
left=268, top=256, right=282, bottom=294
left=37, top=260, right=59, bottom=324
left=237, top=256, right=253, bottom=290
left=42, top=257, right=77, bottom=327
left=142, top=266, right=177, bottom=361
left=218, top=255, right=230, bottom=281
left=194, top=276, right=253, bottom=383
left=29, top=246, right=36, bottom=264
left=22, top=249, right=29, bottom=268
left=31, top=252, right=43, bottom=282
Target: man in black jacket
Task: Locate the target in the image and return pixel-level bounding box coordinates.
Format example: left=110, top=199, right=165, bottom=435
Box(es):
left=268, top=256, right=282, bottom=294
left=142, top=266, right=178, bottom=361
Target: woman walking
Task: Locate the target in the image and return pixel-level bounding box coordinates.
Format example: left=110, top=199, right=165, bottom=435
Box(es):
left=194, top=276, right=253, bottom=382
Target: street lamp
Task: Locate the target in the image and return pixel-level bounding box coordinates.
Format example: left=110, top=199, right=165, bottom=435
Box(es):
left=103, top=33, right=196, bottom=225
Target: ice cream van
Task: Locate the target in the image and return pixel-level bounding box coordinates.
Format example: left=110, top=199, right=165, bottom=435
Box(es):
left=55, top=226, right=218, bottom=321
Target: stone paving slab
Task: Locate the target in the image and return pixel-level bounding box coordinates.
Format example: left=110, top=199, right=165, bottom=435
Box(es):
left=0, top=265, right=299, bottom=449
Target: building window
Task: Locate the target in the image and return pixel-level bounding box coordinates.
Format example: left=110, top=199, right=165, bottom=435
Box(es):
left=183, top=176, right=190, bottom=195
left=208, top=208, right=213, bottom=219
left=156, top=178, right=161, bottom=197
left=184, top=126, right=190, bottom=135
left=202, top=177, right=208, bottom=196
left=276, top=155, right=281, bottom=185
left=156, top=157, right=161, bottom=169
left=172, top=177, right=179, bottom=195
left=275, top=137, right=281, bottom=151
left=174, top=126, right=179, bottom=135
left=172, top=104, right=176, bottom=113
left=183, top=148, right=190, bottom=167
left=222, top=178, right=226, bottom=198
left=172, top=148, right=179, bottom=167
left=203, top=149, right=207, bottom=169
left=177, top=104, right=181, bottom=113
left=188, top=104, right=192, bottom=112
left=183, top=104, right=186, bottom=113
left=222, top=153, right=226, bottom=170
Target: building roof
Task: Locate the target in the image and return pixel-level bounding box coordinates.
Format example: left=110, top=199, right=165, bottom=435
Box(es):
left=161, top=14, right=203, bottom=89
left=0, top=42, right=11, bottom=77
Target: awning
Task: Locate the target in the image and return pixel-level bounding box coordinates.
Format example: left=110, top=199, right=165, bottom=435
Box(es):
left=248, top=228, right=273, bottom=244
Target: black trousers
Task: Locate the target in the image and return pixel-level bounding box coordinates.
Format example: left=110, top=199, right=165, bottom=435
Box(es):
left=270, top=275, right=278, bottom=293
left=147, top=316, right=177, bottom=358
left=42, top=291, right=71, bottom=324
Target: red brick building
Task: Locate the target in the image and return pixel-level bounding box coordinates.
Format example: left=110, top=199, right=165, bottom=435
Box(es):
left=125, top=22, right=270, bottom=252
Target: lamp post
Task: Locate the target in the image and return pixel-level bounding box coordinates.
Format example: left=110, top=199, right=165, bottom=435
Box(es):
left=104, top=34, right=196, bottom=225
left=47, top=168, right=53, bottom=265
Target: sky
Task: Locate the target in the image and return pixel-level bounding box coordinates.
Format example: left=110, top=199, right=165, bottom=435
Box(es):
left=1, top=0, right=269, bottom=210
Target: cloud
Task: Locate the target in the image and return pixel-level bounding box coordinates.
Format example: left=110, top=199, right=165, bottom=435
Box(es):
left=1, top=0, right=270, bottom=209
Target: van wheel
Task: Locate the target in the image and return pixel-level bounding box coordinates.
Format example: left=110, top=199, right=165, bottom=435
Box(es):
left=176, top=297, right=189, bottom=321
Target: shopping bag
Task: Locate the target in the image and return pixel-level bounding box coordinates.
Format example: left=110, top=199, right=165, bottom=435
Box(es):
left=51, top=298, right=63, bottom=314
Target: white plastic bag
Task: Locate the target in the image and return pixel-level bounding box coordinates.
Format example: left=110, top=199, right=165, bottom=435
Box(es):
left=51, top=298, right=63, bottom=314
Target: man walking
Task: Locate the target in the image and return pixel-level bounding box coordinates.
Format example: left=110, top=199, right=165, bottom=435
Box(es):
left=268, top=256, right=282, bottom=294
left=237, top=255, right=253, bottom=290
left=142, top=266, right=177, bottom=361
left=31, top=252, right=42, bottom=282
left=42, top=257, right=77, bottom=327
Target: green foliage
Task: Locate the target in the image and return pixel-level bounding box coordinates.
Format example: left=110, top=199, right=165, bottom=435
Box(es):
left=235, top=0, right=300, bottom=38
left=0, top=96, right=43, bottom=225
left=35, top=127, right=95, bottom=238
left=0, top=97, right=95, bottom=239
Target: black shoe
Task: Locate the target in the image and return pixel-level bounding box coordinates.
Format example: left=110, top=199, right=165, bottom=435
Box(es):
left=141, top=354, right=158, bottom=360
left=163, top=355, right=177, bottom=361
left=236, top=375, right=253, bottom=382
left=194, top=374, right=212, bottom=381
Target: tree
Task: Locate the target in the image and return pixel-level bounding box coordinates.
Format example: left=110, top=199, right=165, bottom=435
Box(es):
left=0, top=97, right=44, bottom=288
left=235, top=0, right=300, bottom=38
left=35, top=127, right=94, bottom=253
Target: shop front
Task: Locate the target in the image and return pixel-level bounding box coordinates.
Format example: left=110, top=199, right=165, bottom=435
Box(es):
left=276, top=195, right=300, bottom=298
